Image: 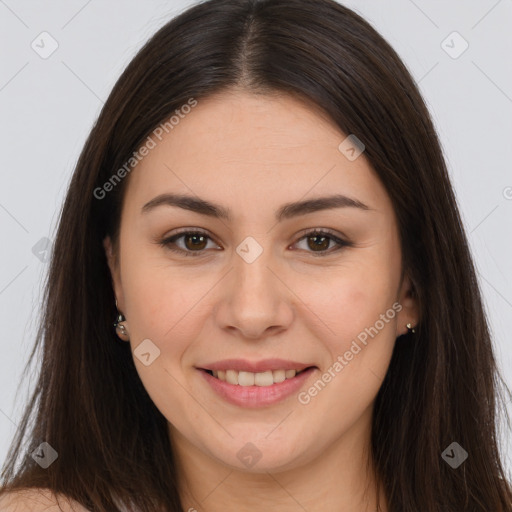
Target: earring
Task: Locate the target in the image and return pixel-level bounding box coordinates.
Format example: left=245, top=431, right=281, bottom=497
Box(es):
left=113, top=300, right=130, bottom=341
left=406, top=323, right=416, bottom=334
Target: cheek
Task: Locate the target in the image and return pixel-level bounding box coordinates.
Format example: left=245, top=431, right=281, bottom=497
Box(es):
left=294, top=274, right=399, bottom=427
left=297, top=261, right=400, bottom=411
left=118, top=253, right=207, bottom=417
left=302, top=262, right=399, bottom=346
left=120, top=247, right=217, bottom=357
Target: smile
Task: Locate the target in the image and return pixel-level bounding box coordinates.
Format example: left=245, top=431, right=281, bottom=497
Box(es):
left=198, top=365, right=317, bottom=408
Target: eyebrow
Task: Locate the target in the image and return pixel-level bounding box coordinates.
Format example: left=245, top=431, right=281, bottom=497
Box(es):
left=141, top=193, right=371, bottom=222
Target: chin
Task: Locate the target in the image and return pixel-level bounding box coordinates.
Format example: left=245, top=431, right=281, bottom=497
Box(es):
left=207, top=435, right=310, bottom=474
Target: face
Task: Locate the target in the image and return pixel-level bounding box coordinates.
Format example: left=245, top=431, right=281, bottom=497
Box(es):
left=104, top=90, right=418, bottom=473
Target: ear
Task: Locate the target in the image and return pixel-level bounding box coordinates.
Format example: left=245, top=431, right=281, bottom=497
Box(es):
left=396, top=274, right=420, bottom=337
left=103, top=235, right=125, bottom=313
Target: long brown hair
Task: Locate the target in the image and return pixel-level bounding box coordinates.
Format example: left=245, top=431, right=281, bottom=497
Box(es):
left=1, top=0, right=511, bottom=510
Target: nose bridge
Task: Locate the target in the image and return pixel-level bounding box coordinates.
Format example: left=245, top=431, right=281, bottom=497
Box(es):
left=233, top=234, right=276, bottom=302
left=216, top=234, right=292, bottom=338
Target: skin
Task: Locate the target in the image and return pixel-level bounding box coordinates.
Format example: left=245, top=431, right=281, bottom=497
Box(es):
left=104, top=89, right=419, bottom=512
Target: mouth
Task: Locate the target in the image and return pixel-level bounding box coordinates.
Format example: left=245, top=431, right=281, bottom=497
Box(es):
left=196, top=358, right=318, bottom=407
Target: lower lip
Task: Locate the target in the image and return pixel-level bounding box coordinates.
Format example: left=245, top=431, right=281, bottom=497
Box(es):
left=198, top=367, right=316, bottom=408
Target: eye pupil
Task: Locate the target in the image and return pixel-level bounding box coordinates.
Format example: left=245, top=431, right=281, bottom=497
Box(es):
left=185, top=234, right=207, bottom=250
left=308, top=235, right=329, bottom=251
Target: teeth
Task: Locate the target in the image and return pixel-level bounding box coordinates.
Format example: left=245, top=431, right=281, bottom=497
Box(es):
left=226, top=369, right=239, bottom=385
left=272, top=369, right=286, bottom=383
left=254, top=371, right=273, bottom=386
left=211, top=368, right=302, bottom=386
left=238, top=371, right=255, bottom=386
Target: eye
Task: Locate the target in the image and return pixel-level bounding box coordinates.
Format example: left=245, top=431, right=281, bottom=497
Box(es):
left=293, top=229, right=351, bottom=256
left=157, top=229, right=220, bottom=257
left=156, top=228, right=351, bottom=257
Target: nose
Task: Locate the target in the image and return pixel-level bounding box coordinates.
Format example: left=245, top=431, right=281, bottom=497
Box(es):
left=214, top=245, right=294, bottom=340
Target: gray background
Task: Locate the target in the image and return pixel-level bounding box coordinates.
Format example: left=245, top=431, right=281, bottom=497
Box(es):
left=1, top=0, right=511, bottom=476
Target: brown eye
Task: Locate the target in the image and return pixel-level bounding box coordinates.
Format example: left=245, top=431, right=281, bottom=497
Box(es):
left=158, top=230, right=219, bottom=257
left=306, top=233, right=331, bottom=252
left=294, top=230, right=349, bottom=256
left=183, top=233, right=208, bottom=251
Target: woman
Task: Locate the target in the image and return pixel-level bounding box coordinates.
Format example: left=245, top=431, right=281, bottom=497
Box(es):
left=1, top=0, right=511, bottom=510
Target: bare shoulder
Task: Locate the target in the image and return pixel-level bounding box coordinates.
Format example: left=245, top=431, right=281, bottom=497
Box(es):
left=0, top=488, right=90, bottom=512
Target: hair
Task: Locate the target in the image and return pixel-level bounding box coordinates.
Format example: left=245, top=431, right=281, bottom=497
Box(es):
left=1, top=0, right=511, bottom=510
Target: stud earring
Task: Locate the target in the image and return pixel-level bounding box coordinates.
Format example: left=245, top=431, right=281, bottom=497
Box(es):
left=406, top=323, right=416, bottom=334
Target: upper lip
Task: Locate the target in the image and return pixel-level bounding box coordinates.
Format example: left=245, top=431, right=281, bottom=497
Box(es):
left=199, top=358, right=316, bottom=373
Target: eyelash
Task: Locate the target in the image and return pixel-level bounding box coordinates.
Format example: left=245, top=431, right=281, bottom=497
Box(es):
left=156, top=228, right=351, bottom=258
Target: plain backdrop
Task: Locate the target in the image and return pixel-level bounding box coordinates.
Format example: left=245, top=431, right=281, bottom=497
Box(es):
left=1, top=0, right=511, bottom=478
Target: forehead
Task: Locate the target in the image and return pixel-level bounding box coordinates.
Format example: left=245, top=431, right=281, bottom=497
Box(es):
left=122, top=90, right=391, bottom=219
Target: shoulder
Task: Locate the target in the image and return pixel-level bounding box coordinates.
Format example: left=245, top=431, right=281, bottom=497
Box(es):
left=0, top=488, right=90, bottom=512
